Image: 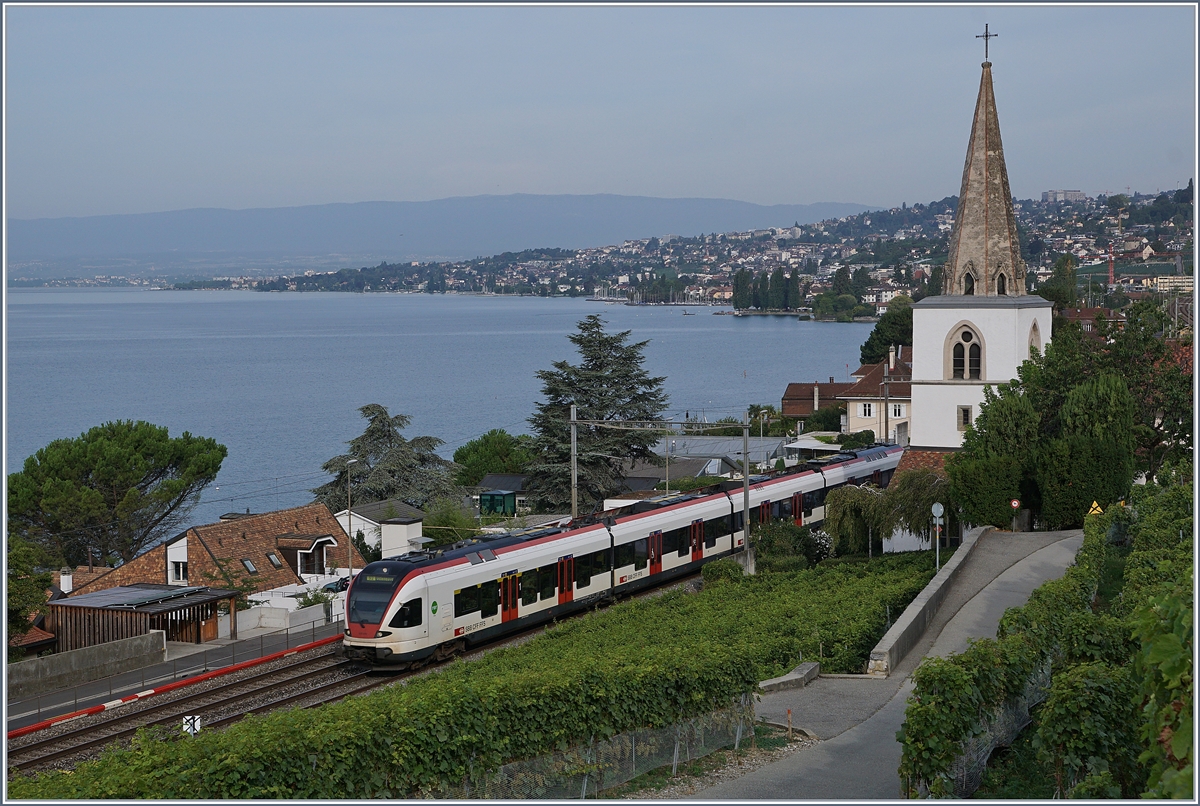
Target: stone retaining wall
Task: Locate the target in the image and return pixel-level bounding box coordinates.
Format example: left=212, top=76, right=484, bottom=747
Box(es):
left=866, top=526, right=991, bottom=677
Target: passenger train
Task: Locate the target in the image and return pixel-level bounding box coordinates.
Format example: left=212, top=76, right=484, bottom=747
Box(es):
left=342, top=443, right=904, bottom=666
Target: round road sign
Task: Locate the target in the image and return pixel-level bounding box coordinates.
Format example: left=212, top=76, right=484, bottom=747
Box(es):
left=931, top=502, right=944, bottom=518
left=1010, top=499, right=1021, bottom=510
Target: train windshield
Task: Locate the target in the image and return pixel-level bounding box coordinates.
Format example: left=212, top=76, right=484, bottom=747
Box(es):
left=347, top=565, right=404, bottom=625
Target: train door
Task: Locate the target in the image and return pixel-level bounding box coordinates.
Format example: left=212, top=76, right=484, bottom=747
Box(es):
left=792, top=493, right=803, bottom=527
left=690, top=519, right=704, bottom=562
left=500, top=572, right=520, bottom=623
left=649, top=531, right=663, bottom=575
left=759, top=500, right=771, bottom=527
left=557, top=556, right=574, bottom=605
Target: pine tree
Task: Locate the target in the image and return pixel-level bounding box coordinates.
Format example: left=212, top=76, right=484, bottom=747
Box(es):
left=526, top=316, right=669, bottom=512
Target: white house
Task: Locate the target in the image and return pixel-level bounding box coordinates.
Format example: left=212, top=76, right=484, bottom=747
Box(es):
left=335, top=498, right=425, bottom=558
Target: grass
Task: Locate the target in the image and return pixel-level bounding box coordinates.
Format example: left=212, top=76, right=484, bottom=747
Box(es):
left=599, top=724, right=790, bottom=798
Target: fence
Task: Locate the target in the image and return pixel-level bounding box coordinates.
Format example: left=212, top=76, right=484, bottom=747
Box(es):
left=427, top=696, right=755, bottom=799
left=6, top=617, right=345, bottom=731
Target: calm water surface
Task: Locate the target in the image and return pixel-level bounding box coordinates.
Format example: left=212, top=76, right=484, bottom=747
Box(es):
left=6, top=289, right=871, bottom=525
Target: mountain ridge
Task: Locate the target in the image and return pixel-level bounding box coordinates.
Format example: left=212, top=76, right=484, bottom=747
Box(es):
left=7, top=193, right=876, bottom=278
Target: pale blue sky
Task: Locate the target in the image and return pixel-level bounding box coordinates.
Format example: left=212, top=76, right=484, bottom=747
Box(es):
left=4, top=4, right=1195, bottom=220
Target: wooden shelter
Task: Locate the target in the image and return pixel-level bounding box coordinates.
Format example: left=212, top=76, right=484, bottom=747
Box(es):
left=46, top=584, right=240, bottom=652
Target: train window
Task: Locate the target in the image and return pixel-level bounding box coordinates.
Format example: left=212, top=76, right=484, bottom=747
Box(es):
left=634, top=538, right=649, bottom=571
left=732, top=511, right=745, bottom=534
left=779, top=499, right=793, bottom=519
left=704, top=515, right=728, bottom=548
left=538, top=563, right=556, bottom=601
left=520, top=570, right=539, bottom=606
left=454, top=586, right=480, bottom=617
left=668, top=526, right=689, bottom=557
left=662, top=528, right=679, bottom=555
left=388, top=598, right=423, bottom=629
left=615, top=542, right=635, bottom=569
left=480, top=580, right=499, bottom=618
left=591, top=549, right=610, bottom=573
left=575, top=554, right=591, bottom=589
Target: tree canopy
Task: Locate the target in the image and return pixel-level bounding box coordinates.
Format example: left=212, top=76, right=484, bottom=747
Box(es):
left=859, top=295, right=914, bottom=364
left=452, top=429, right=536, bottom=487
left=312, top=404, right=458, bottom=511
left=526, top=315, right=669, bottom=512
left=7, top=421, right=226, bottom=567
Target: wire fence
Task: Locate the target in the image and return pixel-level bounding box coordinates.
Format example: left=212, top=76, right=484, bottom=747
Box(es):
left=424, top=696, right=755, bottom=799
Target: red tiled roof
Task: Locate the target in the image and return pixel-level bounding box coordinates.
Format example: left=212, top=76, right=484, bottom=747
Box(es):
left=9, top=625, right=55, bottom=648
left=838, top=360, right=912, bottom=401
left=895, top=449, right=953, bottom=475
left=782, top=382, right=854, bottom=418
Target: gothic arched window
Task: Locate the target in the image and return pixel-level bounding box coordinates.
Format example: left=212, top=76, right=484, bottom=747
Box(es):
left=964, top=273, right=975, bottom=295
left=946, top=326, right=984, bottom=380
left=997, top=274, right=1007, bottom=295
left=953, top=343, right=965, bottom=378
left=969, top=343, right=981, bottom=379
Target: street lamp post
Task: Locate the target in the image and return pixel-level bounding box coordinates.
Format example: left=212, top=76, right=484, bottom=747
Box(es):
left=346, top=459, right=359, bottom=582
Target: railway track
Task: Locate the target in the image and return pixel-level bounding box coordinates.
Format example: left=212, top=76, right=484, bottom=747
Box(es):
left=7, top=653, right=360, bottom=773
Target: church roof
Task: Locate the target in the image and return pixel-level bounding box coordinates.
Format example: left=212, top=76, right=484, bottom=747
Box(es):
left=943, top=61, right=1026, bottom=297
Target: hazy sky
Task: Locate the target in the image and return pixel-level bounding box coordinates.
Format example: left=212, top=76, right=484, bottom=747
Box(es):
left=4, top=4, right=1196, bottom=220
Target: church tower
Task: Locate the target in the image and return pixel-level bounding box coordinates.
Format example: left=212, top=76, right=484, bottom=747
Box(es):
left=907, top=57, right=1053, bottom=452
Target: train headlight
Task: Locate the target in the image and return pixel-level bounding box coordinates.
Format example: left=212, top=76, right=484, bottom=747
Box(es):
left=374, top=630, right=393, bottom=639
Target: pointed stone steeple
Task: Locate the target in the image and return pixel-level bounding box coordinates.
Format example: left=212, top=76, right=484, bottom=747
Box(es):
left=943, top=62, right=1026, bottom=296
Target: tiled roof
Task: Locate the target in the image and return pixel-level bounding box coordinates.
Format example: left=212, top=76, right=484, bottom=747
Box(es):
left=782, top=382, right=854, bottom=417
left=350, top=498, right=425, bottom=524
left=895, top=449, right=953, bottom=474
left=838, top=361, right=913, bottom=401
left=9, top=625, right=55, bottom=648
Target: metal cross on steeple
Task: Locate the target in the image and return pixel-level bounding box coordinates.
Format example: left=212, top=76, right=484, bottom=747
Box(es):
left=976, top=23, right=997, bottom=61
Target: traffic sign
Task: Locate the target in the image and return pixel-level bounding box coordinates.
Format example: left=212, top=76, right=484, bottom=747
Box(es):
left=931, top=502, right=944, bottom=518
left=1088, top=501, right=1104, bottom=515
left=1010, top=499, right=1020, bottom=510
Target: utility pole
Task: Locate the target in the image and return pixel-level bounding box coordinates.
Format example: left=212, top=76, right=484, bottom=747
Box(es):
left=570, top=404, right=578, bottom=521
left=743, top=411, right=751, bottom=551
left=346, top=458, right=358, bottom=583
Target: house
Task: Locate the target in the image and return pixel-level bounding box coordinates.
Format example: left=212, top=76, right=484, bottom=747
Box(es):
left=838, top=345, right=913, bottom=446
left=781, top=377, right=855, bottom=423
left=477, top=473, right=532, bottom=512
left=1061, top=307, right=1126, bottom=338
left=335, top=498, right=425, bottom=558
left=62, top=503, right=366, bottom=598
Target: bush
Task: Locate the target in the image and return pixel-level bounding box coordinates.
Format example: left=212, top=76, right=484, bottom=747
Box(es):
left=946, top=453, right=1022, bottom=528
left=751, top=521, right=829, bottom=569
left=701, top=558, right=744, bottom=587
left=836, top=430, right=875, bottom=450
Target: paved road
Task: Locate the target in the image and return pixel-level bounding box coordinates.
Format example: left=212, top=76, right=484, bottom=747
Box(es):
left=690, top=530, right=1083, bottom=800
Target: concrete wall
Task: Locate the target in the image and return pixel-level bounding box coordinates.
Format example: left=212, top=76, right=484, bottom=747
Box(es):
left=216, top=603, right=329, bottom=638
left=867, top=526, right=991, bottom=677
left=8, top=630, right=166, bottom=700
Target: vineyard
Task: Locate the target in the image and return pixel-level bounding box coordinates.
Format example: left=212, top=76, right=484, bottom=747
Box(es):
left=11, top=550, right=939, bottom=799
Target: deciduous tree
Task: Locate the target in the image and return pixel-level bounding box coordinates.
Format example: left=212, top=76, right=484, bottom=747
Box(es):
left=859, top=296, right=914, bottom=364
left=452, top=429, right=535, bottom=487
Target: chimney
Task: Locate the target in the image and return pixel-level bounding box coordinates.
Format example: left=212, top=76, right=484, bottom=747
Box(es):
left=829, top=376, right=834, bottom=384
left=60, top=567, right=73, bottom=594
left=889, top=345, right=896, bottom=370
left=814, top=385, right=820, bottom=410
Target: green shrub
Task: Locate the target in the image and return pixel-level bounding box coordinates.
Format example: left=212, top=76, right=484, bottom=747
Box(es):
left=701, top=558, right=744, bottom=587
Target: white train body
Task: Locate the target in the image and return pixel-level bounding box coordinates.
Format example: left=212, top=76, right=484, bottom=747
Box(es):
left=343, top=444, right=903, bottom=665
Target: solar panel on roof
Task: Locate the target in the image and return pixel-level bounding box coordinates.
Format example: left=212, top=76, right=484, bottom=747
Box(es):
left=107, top=586, right=209, bottom=609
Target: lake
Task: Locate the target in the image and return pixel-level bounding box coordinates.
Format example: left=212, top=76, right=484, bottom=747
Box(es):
left=6, top=289, right=872, bottom=525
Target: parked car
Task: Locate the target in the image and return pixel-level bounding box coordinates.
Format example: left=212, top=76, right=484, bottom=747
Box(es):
left=322, top=575, right=354, bottom=593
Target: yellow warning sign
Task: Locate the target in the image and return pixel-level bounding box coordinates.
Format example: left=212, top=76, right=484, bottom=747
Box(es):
left=1088, top=501, right=1104, bottom=515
